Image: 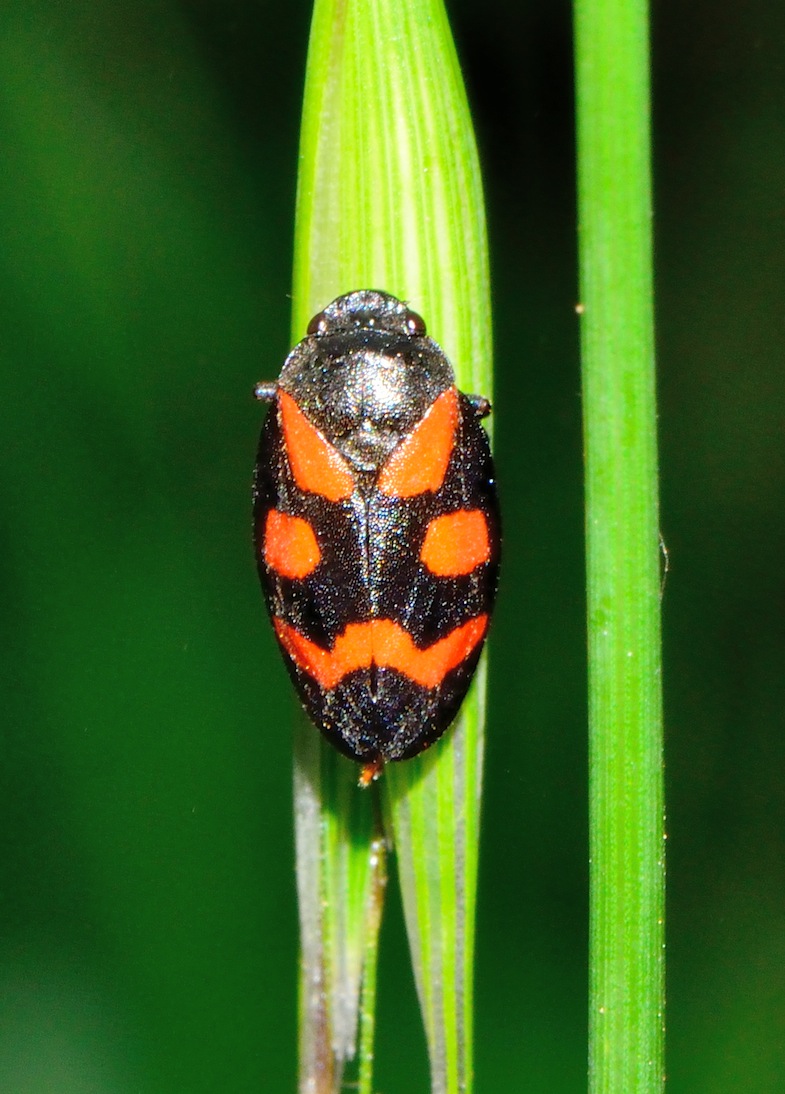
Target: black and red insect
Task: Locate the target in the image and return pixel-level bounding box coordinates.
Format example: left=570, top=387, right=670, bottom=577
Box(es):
left=253, top=290, right=500, bottom=783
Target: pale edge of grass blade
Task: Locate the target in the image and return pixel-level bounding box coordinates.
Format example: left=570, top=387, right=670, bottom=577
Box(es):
left=574, top=0, right=665, bottom=1091
left=294, top=717, right=387, bottom=1094
left=293, top=722, right=334, bottom=1094
left=291, top=0, right=492, bottom=1092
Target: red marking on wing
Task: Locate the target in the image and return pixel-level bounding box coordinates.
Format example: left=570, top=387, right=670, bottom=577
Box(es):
left=263, top=509, right=321, bottom=579
left=279, top=390, right=354, bottom=500
left=377, top=387, right=458, bottom=497
left=273, top=614, right=488, bottom=691
left=420, top=509, right=491, bottom=576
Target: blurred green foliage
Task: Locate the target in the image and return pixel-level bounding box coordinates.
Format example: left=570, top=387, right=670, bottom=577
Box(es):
left=0, top=1, right=782, bottom=1091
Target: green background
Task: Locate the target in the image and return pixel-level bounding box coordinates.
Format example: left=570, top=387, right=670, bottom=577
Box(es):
left=1, top=1, right=782, bottom=1090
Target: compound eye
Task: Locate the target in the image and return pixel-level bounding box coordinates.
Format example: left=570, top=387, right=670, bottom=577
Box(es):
left=405, top=309, right=426, bottom=336
left=307, top=309, right=329, bottom=335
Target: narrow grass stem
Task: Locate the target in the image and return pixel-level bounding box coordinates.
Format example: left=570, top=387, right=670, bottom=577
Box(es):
left=574, top=0, right=665, bottom=1090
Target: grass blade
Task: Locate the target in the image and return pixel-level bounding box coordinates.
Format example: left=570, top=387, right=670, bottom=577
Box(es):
left=292, top=0, right=491, bottom=1091
left=294, top=722, right=386, bottom=1093
left=574, top=0, right=666, bottom=1090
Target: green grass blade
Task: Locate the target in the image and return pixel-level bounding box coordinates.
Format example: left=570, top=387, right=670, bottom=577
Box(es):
left=574, top=1, right=666, bottom=1091
left=292, top=1, right=491, bottom=1091
left=384, top=686, right=485, bottom=1094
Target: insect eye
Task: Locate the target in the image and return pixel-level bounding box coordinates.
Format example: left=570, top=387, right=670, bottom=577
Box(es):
left=307, top=310, right=328, bottom=335
left=405, top=309, right=426, bottom=336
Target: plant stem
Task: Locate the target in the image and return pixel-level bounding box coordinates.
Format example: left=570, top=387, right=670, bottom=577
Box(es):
left=574, top=0, right=665, bottom=1091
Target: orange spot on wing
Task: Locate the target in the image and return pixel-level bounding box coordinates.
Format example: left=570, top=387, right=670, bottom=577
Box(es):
left=377, top=387, right=458, bottom=497
left=279, top=390, right=354, bottom=500
left=263, top=509, right=321, bottom=578
left=274, top=615, right=488, bottom=691
left=420, top=509, right=491, bottom=576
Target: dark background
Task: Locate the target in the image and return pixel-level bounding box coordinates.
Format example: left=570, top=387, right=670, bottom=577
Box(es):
left=1, top=1, right=783, bottom=1090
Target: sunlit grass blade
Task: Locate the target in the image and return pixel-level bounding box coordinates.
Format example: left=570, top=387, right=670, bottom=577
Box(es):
left=292, top=0, right=492, bottom=1091
left=574, top=0, right=665, bottom=1091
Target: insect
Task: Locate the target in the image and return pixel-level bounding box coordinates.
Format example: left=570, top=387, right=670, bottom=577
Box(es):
left=253, top=290, right=500, bottom=784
